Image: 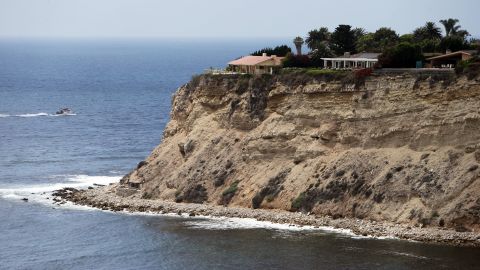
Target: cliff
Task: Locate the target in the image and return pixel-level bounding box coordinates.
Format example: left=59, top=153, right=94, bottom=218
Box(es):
left=122, top=70, right=480, bottom=232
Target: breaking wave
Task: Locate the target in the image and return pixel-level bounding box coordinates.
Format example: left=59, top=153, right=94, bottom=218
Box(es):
left=0, top=175, right=120, bottom=203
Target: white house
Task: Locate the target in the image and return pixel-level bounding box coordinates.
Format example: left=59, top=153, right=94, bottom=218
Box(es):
left=321, top=52, right=380, bottom=69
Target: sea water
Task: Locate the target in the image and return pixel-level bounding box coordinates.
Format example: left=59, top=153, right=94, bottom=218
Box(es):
left=0, top=39, right=479, bottom=270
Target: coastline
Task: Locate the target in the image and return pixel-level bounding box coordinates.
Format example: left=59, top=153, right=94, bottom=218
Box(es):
left=56, top=184, right=480, bottom=247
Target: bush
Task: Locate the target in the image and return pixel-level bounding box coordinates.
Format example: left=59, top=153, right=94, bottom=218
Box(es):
left=305, top=68, right=344, bottom=76
left=455, top=55, right=480, bottom=79
left=291, top=193, right=306, bottom=211
left=378, top=42, right=424, bottom=68
left=251, top=169, right=291, bottom=209
left=251, top=193, right=264, bottom=209
left=222, top=181, right=239, bottom=196
left=354, top=68, right=373, bottom=79
left=282, top=53, right=312, bottom=68
left=182, top=184, right=208, bottom=204
left=219, top=181, right=239, bottom=206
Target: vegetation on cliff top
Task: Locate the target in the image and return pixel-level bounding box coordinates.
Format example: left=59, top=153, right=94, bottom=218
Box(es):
left=251, top=18, right=478, bottom=69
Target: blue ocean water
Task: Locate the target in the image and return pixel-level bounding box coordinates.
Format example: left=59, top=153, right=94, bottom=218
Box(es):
left=0, top=39, right=479, bottom=270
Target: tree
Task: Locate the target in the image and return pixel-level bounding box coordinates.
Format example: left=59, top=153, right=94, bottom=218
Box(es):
left=378, top=42, right=424, bottom=68
left=309, top=43, right=334, bottom=67
left=413, top=22, right=442, bottom=53
left=356, top=33, right=377, bottom=52
left=305, top=27, right=330, bottom=50
left=440, top=36, right=466, bottom=52
left=352, top=27, right=366, bottom=40
left=439, top=18, right=460, bottom=37
left=330, top=25, right=356, bottom=55
left=251, top=45, right=291, bottom=57
left=399, top=34, right=414, bottom=43
left=414, top=22, right=442, bottom=41
left=373, top=27, right=399, bottom=50
left=293, top=37, right=304, bottom=56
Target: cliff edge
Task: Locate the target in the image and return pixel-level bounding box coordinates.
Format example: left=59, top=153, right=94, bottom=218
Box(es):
left=122, top=70, right=480, bottom=232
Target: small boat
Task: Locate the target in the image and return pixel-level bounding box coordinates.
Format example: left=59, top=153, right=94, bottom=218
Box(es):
left=55, top=108, right=73, bottom=115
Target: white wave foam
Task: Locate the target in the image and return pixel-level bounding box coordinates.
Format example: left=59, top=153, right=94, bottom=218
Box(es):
left=0, top=114, right=10, bottom=118
left=0, top=175, right=121, bottom=205
left=183, top=217, right=321, bottom=231
left=180, top=215, right=401, bottom=240
left=50, top=113, right=77, bottom=117
left=15, top=112, right=49, bottom=117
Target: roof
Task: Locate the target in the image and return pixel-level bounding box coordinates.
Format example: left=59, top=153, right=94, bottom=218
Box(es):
left=350, top=52, right=380, bottom=59
left=228, top=55, right=284, bottom=66
left=321, top=57, right=378, bottom=61
left=426, top=50, right=477, bottom=61
left=321, top=52, right=380, bottom=61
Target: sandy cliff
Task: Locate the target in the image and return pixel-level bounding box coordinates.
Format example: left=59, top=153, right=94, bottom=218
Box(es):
left=122, top=70, right=480, bottom=232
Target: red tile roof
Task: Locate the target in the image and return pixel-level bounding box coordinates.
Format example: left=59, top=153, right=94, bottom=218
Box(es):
left=228, top=55, right=283, bottom=66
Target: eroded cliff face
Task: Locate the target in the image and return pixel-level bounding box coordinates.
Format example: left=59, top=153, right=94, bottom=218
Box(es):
left=122, top=71, right=480, bottom=231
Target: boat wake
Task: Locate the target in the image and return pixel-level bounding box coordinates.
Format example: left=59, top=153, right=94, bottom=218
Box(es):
left=0, top=112, right=77, bottom=118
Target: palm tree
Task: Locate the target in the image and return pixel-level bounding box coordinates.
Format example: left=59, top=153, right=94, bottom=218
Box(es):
left=439, top=18, right=460, bottom=37
left=424, top=22, right=442, bottom=40
left=293, top=37, right=304, bottom=55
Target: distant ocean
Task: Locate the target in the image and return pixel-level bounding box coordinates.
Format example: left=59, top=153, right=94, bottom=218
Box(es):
left=0, top=39, right=479, bottom=270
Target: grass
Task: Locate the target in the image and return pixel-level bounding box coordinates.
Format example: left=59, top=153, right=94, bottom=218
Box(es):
left=281, top=67, right=348, bottom=75
left=305, top=68, right=348, bottom=76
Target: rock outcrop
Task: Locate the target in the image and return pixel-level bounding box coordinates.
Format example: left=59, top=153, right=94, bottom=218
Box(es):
left=123, top=70, right=480, bottom=232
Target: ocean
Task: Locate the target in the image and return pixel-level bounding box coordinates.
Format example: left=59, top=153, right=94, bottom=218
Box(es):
left=0, top=39, right=479, bottom=270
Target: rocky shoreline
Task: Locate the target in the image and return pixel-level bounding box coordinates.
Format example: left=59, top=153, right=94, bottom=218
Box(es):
left=54, top=185, right=480, bottom=247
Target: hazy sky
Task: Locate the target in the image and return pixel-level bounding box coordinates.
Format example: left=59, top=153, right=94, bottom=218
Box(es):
left=0, top=0, right=478, bottom=38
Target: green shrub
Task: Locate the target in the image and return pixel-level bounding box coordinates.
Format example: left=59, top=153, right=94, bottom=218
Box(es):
left=305, top=68, right=345, bottom=76
left=222, top=181, right=239, bottom=196
left=219, top=181, right=240, bottom=206
left=291, top=193, right=306, bottom=211
left=378, top=42, right=424, bottom=68
left=251, top=169, right=291, bottom=209
left=455, top=56, right=480, bottom=79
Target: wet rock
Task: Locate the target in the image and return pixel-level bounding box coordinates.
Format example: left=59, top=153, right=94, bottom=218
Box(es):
left=93, top=183, right=106, bottom=187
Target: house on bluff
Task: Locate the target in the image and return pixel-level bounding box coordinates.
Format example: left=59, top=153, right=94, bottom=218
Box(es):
left=321, top=52, right=380, bottom=69
left=228, top=53, right=284, bottom=75
left=426, top=50, right=477, bottom=68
